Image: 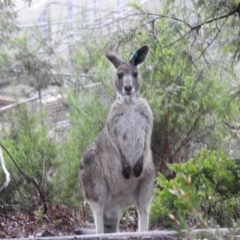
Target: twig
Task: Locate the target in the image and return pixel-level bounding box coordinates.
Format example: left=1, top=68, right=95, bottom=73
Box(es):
left=145, top=13, right=192, bottom=28
left=0, top=144, right=10, bottom=193
left=172, top=105, right=203, bottom=160
left=149, top=3, right=240, bottom=31
left=193, top=17, right=228, bottom=63
left=190, top=209, right=223, bottom=240
left=0, top=213, right=23, bottom=226
left=159, top=3, right=240, bottom=49
left=0, top=222, right=10, bottom=237
left=0, top=143, right=48, bottom=213
left=163, top=29, right=192, bottom=49
left=191, top=4, right=240, bottom=31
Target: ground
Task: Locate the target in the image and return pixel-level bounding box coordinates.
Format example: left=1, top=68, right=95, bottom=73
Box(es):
left=0, top=203, right=75, bottom=238
left=0, top=203, right=190, bottom=239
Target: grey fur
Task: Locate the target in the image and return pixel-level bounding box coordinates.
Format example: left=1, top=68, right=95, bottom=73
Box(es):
left=79, top=46, right=155, bottom=234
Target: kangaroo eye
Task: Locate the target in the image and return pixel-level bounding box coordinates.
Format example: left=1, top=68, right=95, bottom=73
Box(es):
left=133, top=72, right=138, bottom=77
left=117, top=72, right=123, bottom=78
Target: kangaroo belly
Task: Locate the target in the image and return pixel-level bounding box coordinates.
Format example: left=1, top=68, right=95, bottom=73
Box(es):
left=116, top=109, right=148, bottom=166
left=106, top=177, right=139, bottom=208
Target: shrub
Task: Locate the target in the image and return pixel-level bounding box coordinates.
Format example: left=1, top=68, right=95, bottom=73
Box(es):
left=0, top=106, right=57, bottom=211
left=151, top=149, right=240, bottom=228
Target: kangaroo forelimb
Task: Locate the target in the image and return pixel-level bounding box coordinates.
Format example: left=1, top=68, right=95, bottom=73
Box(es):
left=133, top=155, right=143, bottom=177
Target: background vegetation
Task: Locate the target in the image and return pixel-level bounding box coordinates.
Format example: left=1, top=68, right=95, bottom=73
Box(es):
left=1, top=0, right=240, bottom=236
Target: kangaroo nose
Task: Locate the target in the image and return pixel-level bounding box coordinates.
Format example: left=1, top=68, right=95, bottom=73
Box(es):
left=124, top=85, right=132, bottom=94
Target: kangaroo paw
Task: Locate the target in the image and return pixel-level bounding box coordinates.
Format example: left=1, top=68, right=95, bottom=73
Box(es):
left=133, top=156, right=143, bottom=177
left=122, top=165, right=131, bottom=179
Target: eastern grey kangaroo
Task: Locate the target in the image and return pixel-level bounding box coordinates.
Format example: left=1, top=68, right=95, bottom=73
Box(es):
left=79, top=46, right=155, bottom=234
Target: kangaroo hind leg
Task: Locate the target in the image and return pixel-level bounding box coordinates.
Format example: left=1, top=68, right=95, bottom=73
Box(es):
left=88, top=202, right=105, bottom=234
left=136, top=167, right=155, bottom=232
left=79, top=142, right=107, bottom=234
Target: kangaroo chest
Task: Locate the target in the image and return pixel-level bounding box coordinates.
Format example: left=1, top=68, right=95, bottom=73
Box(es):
left=109, top=104, right=149, bottom=165
left=118, top=108, right=147, bottom=143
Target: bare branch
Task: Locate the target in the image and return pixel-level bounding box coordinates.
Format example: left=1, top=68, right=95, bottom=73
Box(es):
left=148, top=3, right=240, bottom=32
left=172, top=105, right=203, bottom=160
left=191, top=3, right=240, bottom=31
left=145, top=13, right=192, bottom=28
left=0, top=144, right=10, bottom=194
left=0, top=143, right=48, bottom=213
left=193, top=17, right=228, bottom=63
left=163, top=29, right=192, bottom=48
left=151, top=3, right=240, bottom=49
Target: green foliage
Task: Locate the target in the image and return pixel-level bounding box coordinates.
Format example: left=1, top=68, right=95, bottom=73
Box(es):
left=0, top=106, right=57, bottom=209
left=151, top=149, right=240, bottom=227
left=127, top=1, right=142, bottom=11
left=0, top=15, right=113, bottom=208
left=13, top=31, right=55, bottom=92
left=70, top=39, right=114, bottom=100
left=0, top=5, right=18, bottom=45
left=0, top=5, right=18, bottom=77
left=51, top=88, right=108, bottom=206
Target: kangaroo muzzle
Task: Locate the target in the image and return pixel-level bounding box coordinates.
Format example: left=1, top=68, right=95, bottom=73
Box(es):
left=123, top=75, right=133, bottom=95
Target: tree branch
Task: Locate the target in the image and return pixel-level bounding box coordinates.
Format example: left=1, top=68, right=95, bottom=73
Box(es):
left=172, top=105, right=203, bottom=160
left=193, top=17, right=228, bottom=63
left=156, top=3, right=240, bottom=49
left=191, top=3, right=240, bottom=31
left=148, top=3, right=240, bottom=32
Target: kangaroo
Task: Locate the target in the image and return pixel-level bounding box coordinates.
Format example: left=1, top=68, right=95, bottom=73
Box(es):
left=79, top=46, right=155, bottom=234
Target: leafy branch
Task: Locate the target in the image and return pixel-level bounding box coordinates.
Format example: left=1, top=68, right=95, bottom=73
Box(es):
left=190, top=3, right=240, bottom=31
left=141, top=3, right=240, bottom=49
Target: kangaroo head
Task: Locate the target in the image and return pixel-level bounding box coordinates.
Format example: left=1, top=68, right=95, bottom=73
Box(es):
left=105, top=46, right=149, bottom=102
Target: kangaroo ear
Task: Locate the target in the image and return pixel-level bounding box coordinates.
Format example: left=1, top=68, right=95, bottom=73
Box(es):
left=130, top=45, right=149, bottom=66
left=105, top=51, right=123, bottom=69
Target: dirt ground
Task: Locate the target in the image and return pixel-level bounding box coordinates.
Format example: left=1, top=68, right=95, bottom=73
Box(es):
left=0, top=203, right=190, bottom=239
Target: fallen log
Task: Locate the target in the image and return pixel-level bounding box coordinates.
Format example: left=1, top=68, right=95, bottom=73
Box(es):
left=2, top=228, right=240, bottom=240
